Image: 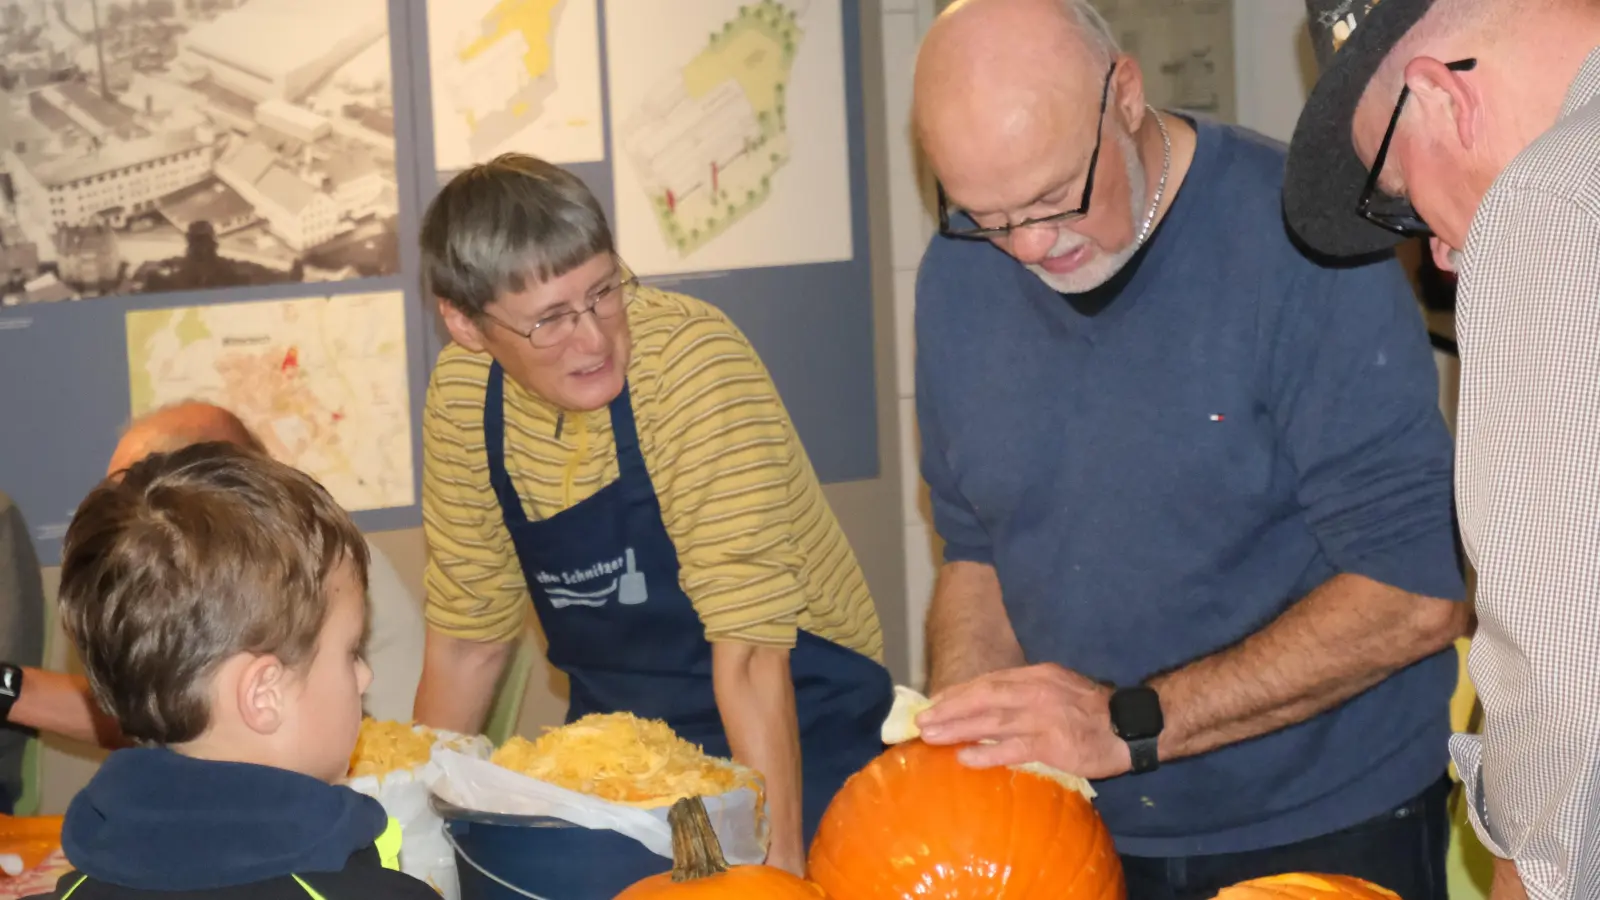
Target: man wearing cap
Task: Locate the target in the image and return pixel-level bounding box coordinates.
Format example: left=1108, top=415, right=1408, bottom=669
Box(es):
left=905, top=1, right=1469, bottom=897
left=1284, top=3, right=1600, bottom=899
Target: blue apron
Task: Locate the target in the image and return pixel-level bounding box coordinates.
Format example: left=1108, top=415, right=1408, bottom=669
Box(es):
left=483, top=364, right=892, bottom=845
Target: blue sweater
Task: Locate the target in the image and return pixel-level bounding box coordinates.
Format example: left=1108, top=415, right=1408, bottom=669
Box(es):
left=63, top=748, right=391, bottom=891
left=914, top=119, right=1465, bottom=857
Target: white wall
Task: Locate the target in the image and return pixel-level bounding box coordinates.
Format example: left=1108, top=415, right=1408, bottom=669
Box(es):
left=878, top=0, right=942, bottom=689
left=1232, top=1, right=1316, bottom=143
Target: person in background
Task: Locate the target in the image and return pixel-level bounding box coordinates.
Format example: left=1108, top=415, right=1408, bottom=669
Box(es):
left=905, top=1, right=1467, bottom=898
left=1, top=401, right=428, bottom=750
left=1281, top=2, right=1600, bottom=899
left=0, top=490, right=119, bottom=750
left=33, top=443, right=436, bottom=900
left=0, top=666, right=120, bottom=755
left=411, top=153, right=892, bottom=874
left=0, top=489, right=46, bottom=814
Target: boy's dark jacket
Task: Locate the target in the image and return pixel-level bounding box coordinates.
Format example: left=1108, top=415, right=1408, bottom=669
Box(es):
left=26, top=748, right=436, bottom=900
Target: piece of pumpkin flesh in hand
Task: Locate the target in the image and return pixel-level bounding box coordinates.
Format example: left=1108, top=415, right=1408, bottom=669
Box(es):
left=882, top=685, right=1098, bottom=799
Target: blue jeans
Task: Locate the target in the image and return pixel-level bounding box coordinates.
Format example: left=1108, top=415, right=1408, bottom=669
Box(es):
left=1120, top=776, right=1452, bottom=900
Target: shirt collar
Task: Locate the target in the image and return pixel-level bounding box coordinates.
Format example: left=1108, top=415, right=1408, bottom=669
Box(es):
left=1560, top=45, right=1600, bottom=118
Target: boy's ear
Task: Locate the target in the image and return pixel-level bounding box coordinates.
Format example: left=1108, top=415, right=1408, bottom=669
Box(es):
left=237, top=654, right=289, bottom=735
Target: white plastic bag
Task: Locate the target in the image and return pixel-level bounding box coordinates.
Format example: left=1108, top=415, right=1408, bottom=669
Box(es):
left=345, top=730, right=493, bottom=900
left=425, top=748, right=769, bottom=865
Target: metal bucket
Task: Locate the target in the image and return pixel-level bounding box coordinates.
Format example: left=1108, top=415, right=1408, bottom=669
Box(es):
left=431, top=796, right=670, bottom=900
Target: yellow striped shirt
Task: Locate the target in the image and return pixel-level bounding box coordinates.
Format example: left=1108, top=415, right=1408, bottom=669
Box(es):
left=421, top=287, right=884, bottom=660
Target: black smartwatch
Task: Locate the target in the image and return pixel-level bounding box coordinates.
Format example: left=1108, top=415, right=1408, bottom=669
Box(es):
left=0, top=663, right=22, bottom=725
left=1109, top=684, right=1163, bottom=774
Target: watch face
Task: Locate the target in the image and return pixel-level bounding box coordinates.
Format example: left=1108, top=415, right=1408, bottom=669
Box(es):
left=1111, top=687, right=1163, bottom=740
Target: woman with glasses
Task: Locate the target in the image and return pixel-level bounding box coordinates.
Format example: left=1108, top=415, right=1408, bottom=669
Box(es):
left=410, top=153, right=892, bottom=878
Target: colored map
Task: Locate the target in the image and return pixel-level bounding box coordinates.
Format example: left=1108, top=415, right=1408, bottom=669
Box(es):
left=428, top=0, right=604, bottom=169
left=620, top=1, right=801, bottom=258
left=606, top=0, right=853, bottom=276
left=125, top=292, right=415, bottom=512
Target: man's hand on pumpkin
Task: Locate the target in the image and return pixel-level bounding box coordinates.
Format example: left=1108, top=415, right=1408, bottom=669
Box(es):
left=913, top=663, right=1132, bottom=779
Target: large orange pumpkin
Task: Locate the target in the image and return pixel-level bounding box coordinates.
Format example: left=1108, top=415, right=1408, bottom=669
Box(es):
left=1213, top=874, right=1400, bottom=900
left=614, top=797, right=827, bottom=900
left=808, top=739, right=1123, bottom=899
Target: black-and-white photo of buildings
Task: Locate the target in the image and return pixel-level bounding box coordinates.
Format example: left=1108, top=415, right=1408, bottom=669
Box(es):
left=0, top=0, right=400, bottom=304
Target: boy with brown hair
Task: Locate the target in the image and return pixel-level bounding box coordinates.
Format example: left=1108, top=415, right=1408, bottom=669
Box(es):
left=32, top=443, right=436, bottom=900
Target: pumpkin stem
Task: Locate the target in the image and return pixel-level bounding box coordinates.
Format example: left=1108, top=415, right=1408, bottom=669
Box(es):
left=667, top=796, right=729, bottom=882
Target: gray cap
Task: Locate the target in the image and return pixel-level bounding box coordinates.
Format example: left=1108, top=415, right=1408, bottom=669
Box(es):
left=1283, top=0, right=1436, bottom=258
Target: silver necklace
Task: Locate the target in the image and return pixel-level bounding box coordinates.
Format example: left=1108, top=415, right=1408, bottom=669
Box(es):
left=1135, top=106, right=1171, bottom=247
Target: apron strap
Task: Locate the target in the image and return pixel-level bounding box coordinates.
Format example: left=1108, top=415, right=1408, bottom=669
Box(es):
left=486, top=369, right=658, bottom=519
left=483, top=362, right=531, bottom=524
left=607, top=382, right=662, bottom=507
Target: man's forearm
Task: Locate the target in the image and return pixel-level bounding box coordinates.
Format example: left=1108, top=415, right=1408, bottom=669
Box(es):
left=926, top=562, right=1023, bottom=694
left=1150, top=573, right=1467, bottom=761
left=413, top=628, right=514, bottom=732
left=712, top=642, right=803, bottom=875
left=10, top=668, right=122, bottom=747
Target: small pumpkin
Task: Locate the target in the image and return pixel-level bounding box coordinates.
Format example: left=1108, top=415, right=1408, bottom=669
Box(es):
left=1213, top=874, right=1401, bottom=900
left=614, top=796, right=827, bottom=899
left=808, top=739, right=1123, bottom=900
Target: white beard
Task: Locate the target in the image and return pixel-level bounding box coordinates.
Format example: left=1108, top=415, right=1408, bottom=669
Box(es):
left=1027, top=126, right=1151, bottom=295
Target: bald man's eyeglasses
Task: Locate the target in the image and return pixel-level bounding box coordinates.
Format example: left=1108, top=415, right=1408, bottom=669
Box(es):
left=1357, top=58, right=1477, bottom=237
left=936, top=60, right=1117, bottom=241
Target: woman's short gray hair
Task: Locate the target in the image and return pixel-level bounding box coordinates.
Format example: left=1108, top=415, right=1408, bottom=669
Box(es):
left=419, top=153, right=614, bottom=317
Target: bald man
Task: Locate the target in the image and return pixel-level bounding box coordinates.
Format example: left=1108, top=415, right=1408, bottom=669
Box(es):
left=905, top=1, right=1467, bottom=897
left=104, top=400, right=267, bottom=476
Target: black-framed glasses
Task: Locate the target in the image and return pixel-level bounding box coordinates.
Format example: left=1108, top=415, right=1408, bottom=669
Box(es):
left=482, top=260, right=639, bottom=350
left=936, top=60, right=1118, bottom=241
left=1357, top=58, right=1478, bottom=237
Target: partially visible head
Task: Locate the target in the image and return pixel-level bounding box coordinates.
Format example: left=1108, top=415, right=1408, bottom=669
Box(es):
left=1350, top=0, right=1599, bottom=268
left=60, top=443, right=372, bottom=782
left=914, top=0, right=1153, bottom=292
left=421, top=153, right=631, bottom=412
left=107, top=400, right=266, bottom=478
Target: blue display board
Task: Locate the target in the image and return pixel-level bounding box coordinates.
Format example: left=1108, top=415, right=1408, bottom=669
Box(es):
left=0, top=0, right=878, bottom=562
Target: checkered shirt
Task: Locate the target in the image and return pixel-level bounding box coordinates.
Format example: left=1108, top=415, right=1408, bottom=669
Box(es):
left=1451, top=45, right=1600, bottom=900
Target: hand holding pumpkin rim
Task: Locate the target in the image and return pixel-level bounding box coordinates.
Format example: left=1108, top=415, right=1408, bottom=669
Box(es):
left=911, top=663, right=1136, bottom=780
left=885, top=683, right=1099, bottom=799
